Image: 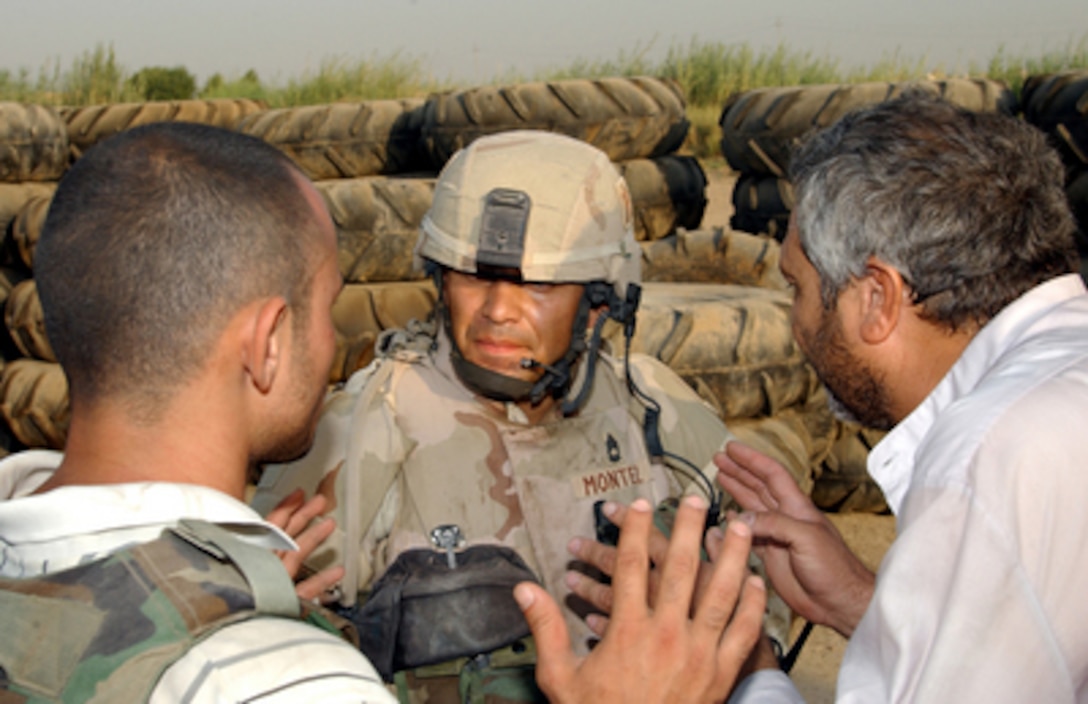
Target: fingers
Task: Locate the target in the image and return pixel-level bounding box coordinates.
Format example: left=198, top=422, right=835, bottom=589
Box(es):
left=514, top=582, right=579, bottom=700
left=295, top=564, right=345, bottom=602
left=292, top=509, right=337, bottom=555
left=609, top=499, right=654, bottom=619
left=691, top=519, right=754, bottom=637
left=712, top=575, right=767, bottom=692
left=704, top=525, right=725, bottom=562
left=278, top=512, right=337, bottom=578
left=264, top=487, right=305, bottom=528
left=266, top=489, right=330, bottom=538
left=565, top=568, right=614, bottom=617
left=727, top=442, right=817, bottom=516
left=599, top=501, right=673, bottom=568
left=653, top=495, right=708, bottom=620
left=569, top=535, right=618, bottom=579
left=714, top=448, right=777, bottom=513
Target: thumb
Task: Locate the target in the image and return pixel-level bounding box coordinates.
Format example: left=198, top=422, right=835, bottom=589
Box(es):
left=514, top=582, right=578, bottom=697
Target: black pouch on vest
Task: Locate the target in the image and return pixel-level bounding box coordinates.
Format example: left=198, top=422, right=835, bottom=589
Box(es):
left=348, top=545, right=538, bottom=682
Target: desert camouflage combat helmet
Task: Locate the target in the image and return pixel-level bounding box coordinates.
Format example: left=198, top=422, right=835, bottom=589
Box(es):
left=416, top=130, right=641, bottom=299
left=417, top=131, right=643, bottom=410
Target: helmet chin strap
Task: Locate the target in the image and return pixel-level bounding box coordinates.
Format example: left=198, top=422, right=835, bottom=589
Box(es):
left=445, top=290, right=591, bottom=408
left=431, top=265, right=641, bottom=414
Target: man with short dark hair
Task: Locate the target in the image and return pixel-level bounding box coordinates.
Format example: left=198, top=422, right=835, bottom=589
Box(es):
left=0, top=123, right=395, bottom=702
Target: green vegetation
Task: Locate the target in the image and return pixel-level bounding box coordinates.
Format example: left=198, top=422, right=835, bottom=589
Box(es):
left=1, top=37, right=1085, bottom=158
left=130, top=66, right=196, bottom=101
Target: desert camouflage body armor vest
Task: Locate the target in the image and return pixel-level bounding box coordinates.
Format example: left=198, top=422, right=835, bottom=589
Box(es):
left=0, top=520, right=354, bottom=703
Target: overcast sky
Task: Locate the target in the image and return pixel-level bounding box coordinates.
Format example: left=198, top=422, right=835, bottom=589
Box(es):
left=2, top=0, right=1084, bottom=86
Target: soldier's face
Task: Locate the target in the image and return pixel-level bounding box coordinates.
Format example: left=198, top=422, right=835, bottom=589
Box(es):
left=781, top=219, right=895, bottom=430
left=444, top=270, right=584, bottom=381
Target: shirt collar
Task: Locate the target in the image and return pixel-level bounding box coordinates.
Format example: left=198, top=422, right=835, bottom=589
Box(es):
left=868, top=274, right=1087, bottom=513
left=0, top=451, right=297, bottom=552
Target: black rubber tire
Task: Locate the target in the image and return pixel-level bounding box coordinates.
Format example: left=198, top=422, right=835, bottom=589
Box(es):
left=0, top=181, right=55, bottom=234
left=314, top=176, right=436, bottom=284
left=63, top=98, right=267, bottom=158
left=730, top=175, right=794, bottom=239
left=617, top=155, right=707, bottom=241
left=9, top=194, right=51, bottom=271
left=329, top=280, right=437, bottom=382
left=238, top=99, right=430, bottom=180
left=0, top=103, right=69, bottom=182
left=640, top=227, right=788, bottom=290
left=0, top=182, right=55, bottom=270
left=719, top=78, right=1017, bottom=176
left=1021, top=70, right=1088, bottom=175
left=729, top=389, right=837, bottom=497
left=810, top=420, right=889, bottom=513
left=1067, top=170, right=1088, bottom=271
left=422, top=76, right=689, bottom=167
left=0, top=358, right=68, bottom=449
left=0, top=266, right=30, bottom=364
left=3, top=278, right=52, bottom=362
left=603, top=282, right=821, bottom=421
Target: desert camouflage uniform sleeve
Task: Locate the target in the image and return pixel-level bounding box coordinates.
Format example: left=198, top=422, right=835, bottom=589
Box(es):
left=620, top=353, right=735, bottom=496
left=252, top=359, right=413, bottom=598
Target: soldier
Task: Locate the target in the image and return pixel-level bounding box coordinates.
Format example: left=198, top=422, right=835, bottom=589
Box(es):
left=253, top=130, right=762, bottom=699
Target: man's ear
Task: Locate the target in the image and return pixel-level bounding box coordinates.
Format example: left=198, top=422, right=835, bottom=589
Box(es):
left=858, top=258, right=907, bottom=344
left=245, top=297, right=289, bottom=394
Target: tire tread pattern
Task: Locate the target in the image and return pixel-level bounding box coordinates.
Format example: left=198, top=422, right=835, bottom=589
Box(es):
left=617, top=155, right=707, bottom=241
left=1021, top=70, right=1088, bottom=175
left=0, top=103, right=69, bottom=182
left=603, top=283, right=819, bottom=420
left=422, top=76, right=689, bottom=167
left=238, top=99, right=429, bottom=180
left=0, top=358, right=68, bottom=449
left=63, top=98, right=267, bottom=157
left=719, top=78, right=1017, bottom=176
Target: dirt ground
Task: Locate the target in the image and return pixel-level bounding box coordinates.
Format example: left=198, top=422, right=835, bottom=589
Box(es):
left=701, top=160, right=898, bottom=702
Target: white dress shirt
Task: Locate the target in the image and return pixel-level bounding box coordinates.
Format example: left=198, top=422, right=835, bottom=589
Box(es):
left=731, top=274, right=1088, bottom=703
left=840, top=274, right=1088, bottom=702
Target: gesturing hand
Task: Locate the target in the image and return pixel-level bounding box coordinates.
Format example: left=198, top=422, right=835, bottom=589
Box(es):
left=264, top=488, right=344, bottom=603
left=514, top=495, right=766, bottom=703
left=715, top=441, right=875, bottom=637
left=563, top=500, right=728, bottom=636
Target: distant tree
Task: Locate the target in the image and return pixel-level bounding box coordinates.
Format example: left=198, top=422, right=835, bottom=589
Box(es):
left=203, top=72, right=224, bottom=94
left=199, top=68, right=265, bottom=101
left=130, top=66, right=196, bottom=101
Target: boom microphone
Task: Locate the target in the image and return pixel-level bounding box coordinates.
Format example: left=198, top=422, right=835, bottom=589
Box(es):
left=520, top=358, right=564, bottom=376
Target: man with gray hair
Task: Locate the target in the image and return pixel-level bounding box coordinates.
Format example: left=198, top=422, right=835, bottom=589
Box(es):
left=568, top=94, right=1088, bottom=702
left=713, top=94, right=1088, bottom=700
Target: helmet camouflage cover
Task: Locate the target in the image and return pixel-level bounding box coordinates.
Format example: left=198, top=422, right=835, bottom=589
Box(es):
left=417, top=130, right=641, bottom=299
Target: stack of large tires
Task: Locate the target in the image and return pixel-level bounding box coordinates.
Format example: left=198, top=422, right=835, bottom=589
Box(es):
left=1021, top=70, right=1088, bottom=278
left=0, top=77, right=847, bottom=501
left=719, top=78, right=1018, bottom=241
